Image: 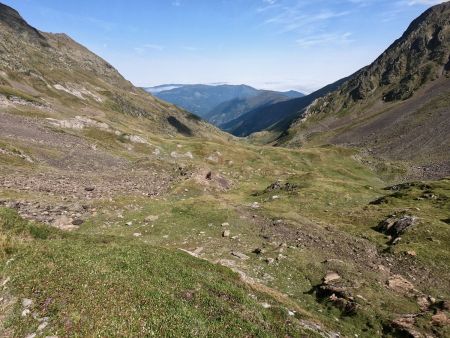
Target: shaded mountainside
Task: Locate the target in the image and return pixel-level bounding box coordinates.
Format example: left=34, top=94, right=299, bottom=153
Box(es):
left=0, top=3, right=221, bottom=140
left=204, top=90, right=301, bottom=127
left=222, top=77, right=347, bottom=137
left=281, top=2, right=450, bottom=177
left=144, top=84, right=304, bottom=125
left=145, top=84, right=261, bottom=118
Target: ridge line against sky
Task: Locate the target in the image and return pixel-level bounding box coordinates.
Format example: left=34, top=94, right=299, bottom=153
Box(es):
left=3, top=0, right=447, bottom=92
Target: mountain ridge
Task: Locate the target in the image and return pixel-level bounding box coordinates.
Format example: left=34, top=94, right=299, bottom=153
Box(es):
left=279, top=1, right=450, bottom=177
left=222, top=76, right=348, bottom=137
left=144, top=83, right=304, bottom=125
left=0, top=2, right=221, bottom=141
left=0, top=2, right=47, bottom=43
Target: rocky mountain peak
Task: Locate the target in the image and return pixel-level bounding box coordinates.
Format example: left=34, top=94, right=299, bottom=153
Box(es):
left=0, top=2, right=47, bottom=43
left=280, top=2, right=450, bottom=177
left=302, top=2, right=449, bottom=118
left=0, top=2, right=23, bottom=22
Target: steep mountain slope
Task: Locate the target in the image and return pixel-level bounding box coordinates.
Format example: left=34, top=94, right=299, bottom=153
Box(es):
left=222, top=77, right=347, bottom=137
left=144, top=84, right=303, bottom=124
left=282, top=2, right=450, bottom=177
left=0, top=3, right=220, bottom=140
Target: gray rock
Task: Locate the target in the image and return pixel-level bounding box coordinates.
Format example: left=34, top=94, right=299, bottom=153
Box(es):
left=37, top=321, right=48, bottom=331
left=323, top=272, right=341, bottom=284
left=231, top=251, right=250, bottom=260
left=22, top=298, right=33, bottom=308
left=71, top=219, right=84, bottom=226
left=378, top=215, right=417, bottom=238
left=145, top=215, right=159, bottom=222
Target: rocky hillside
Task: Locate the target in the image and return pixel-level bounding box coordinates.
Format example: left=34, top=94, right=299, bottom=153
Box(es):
left=1, top=3, right=449, bottom=337
left=0, top=3, right=221, bottom=140
left=282, top=2, right=450, bottom=177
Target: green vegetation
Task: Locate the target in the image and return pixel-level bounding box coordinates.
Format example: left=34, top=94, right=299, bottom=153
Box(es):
left=0, top=2, right=449, bottom=336
left=1, top=208, right=319, bottom=337
left=1, top=116, right=449, bottom=336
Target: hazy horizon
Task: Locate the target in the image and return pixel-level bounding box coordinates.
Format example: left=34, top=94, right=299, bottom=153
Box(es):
left=4, top=0, right=447, bottom=92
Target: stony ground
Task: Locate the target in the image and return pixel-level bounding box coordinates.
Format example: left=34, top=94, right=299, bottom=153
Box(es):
left=1, top=109, right=449, bottom=337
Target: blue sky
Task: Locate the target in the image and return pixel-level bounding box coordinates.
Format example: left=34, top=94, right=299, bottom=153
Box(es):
left=3, top=0, right=447, bottom=92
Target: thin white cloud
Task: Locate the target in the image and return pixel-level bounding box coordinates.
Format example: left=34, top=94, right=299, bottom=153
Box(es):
left=143, top=44, right=165, bottom=51
left=264, top=8, right=350, bottom=33
left=134, top=44, right=164, bottom=54
left=296, top=32, right=353, bottom=47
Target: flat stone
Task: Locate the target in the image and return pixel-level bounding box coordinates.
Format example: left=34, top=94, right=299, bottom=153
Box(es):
left=231, top=251, right=250, bottom=260
left=145, top=215, right=159, bottom=222
left=37, top=321, right=48, bottom=331
left=387, top=275, right=415, bottom=294
left=22, top=298, right=33, bottom=308
left=52, top=216, right=78, bottom=231
left=193, top=247, right=204, bottom=254
left=323, top=272, right=341, bottom=284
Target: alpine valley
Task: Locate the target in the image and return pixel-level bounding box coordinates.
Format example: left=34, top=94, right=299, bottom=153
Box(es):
left=0, top=2, right=449, bottom=338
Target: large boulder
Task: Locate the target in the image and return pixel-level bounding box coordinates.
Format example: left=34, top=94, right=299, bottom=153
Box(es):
left=377, top=215, right=417, bottom=238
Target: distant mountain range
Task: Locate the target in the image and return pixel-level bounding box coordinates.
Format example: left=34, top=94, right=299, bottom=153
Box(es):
left=221, top=77, right=348, bottom=137
left=143, top=84, right=304, bottom=126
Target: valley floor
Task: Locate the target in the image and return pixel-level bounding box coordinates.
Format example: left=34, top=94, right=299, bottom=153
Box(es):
left=1, top=111, right=449, bottom=337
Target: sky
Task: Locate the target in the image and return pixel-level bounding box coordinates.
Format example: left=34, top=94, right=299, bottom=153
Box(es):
left=3, top=0, right=447, bottom=93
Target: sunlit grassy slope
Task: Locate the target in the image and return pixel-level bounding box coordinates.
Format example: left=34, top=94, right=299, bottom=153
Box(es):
left=1, top=131, right=449, bottom=337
